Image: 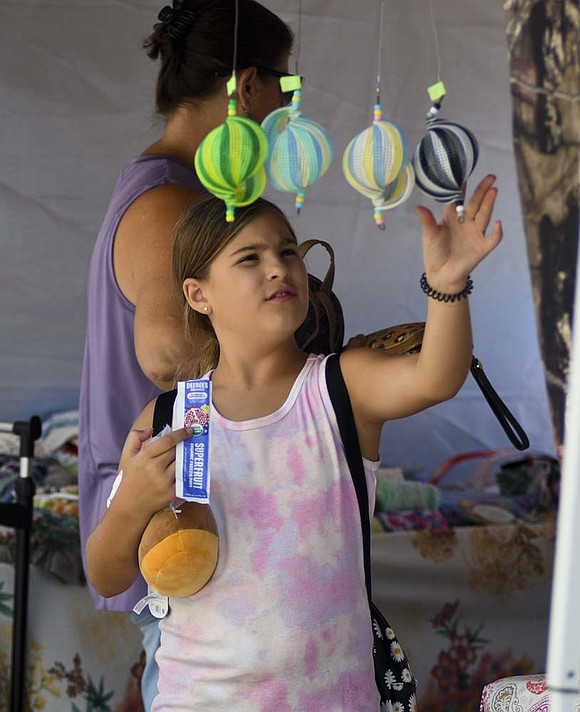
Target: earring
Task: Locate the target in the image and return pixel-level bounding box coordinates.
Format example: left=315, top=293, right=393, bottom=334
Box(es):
left=203, top=306, right=208, bottom=312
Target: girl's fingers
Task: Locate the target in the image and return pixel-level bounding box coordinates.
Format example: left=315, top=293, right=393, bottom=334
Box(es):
left=473, top=187, right=498, bottom=234
left=464, top=174, right=497, bottom=221
left=416, top=205, right=437, bottom=233
left=487, top=220, right=503, bottom=251
left=142, top=426, right=193, bottom=458
left=124, top=428, right=153, bottom=457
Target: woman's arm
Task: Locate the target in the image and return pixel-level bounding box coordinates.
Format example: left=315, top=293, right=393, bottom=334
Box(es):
left=114, top=184, right=207, bottom=390
left=342, top=175, right=502, bottom=458
left=84, top=399, right=193, bottom=597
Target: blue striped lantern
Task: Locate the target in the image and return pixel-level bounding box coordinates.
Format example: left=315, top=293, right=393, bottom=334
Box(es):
left=342, top=104, right=414, bottom=228
left=412, top=114, right=479, bottom=220
left=261, top=89, right=334, bottom=213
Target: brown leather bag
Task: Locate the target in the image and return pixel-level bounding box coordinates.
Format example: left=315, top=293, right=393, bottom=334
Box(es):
left=346, top=321, right=529, bottom=451
left=294, top=239, right=345, bottom=355
left=345, top=322, right=425, bottom=355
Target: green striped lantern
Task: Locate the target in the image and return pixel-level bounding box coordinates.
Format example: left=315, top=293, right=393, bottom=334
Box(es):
left=261, top=89, right=334, bottom=213
left=342, top=104, right=414, bottom=228
left=195, top=101, right=268, bottom=222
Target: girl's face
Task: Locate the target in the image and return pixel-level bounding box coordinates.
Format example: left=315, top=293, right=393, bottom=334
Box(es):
left=187, top=212, right=309, bottom=344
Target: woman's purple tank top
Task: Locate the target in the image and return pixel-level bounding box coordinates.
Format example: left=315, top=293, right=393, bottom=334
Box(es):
left=78, top=155, right=203, bottom=611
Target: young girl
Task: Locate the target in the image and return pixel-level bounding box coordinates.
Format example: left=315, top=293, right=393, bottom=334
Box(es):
left=85, top=176, right=501, bottom=711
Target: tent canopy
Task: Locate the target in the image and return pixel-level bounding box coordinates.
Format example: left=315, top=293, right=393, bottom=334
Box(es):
left=0, top=0, right=556, bottom=477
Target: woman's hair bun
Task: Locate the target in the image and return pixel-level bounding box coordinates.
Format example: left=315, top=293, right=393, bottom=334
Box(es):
left=153, top=1, right=202, bottom=43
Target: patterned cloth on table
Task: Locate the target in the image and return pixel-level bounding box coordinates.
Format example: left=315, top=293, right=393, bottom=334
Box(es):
left=480, top=674, right=580, bottom=712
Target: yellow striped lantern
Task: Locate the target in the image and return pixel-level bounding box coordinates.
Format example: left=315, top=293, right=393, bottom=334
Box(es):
left=261, top=86, right=334, bottom=213
left=194, top=98, right=268, bottom=222
left=411, top=101, right=479, bottom=220
left=342, top=103, right=414, bottom=229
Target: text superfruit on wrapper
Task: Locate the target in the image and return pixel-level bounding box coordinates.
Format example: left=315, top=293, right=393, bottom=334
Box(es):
left=174, top=379, right=212, bottom=503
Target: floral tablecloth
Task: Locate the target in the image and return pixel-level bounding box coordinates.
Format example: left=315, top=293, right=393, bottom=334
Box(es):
left=0, top=518, right=555, bottom=712
left=0, top=563, right=143, bottom=712
left=371, top=519, right=556, bottom=712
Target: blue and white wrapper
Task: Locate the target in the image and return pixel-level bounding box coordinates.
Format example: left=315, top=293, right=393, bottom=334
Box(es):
left=174, top=379, right=212, bottom=503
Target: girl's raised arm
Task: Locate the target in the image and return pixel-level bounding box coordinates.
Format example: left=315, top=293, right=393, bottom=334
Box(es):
left=341, top=174, right=502, bottom=457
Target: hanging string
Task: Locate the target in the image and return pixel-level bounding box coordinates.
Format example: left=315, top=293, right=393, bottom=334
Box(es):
left=375, top=0, right=385, bottom=106
left=427, top=0, right=443, bottom=85
left=229, top=0, right=240, bottom=95
left=295, top=0, right=302, bottom=75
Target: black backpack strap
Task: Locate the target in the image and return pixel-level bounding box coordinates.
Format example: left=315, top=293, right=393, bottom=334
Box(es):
left=152, top=389, right=178, bottom=436
left=470, top=357, right=530, bottom=451
left=325, top=354, right=373, bottom=602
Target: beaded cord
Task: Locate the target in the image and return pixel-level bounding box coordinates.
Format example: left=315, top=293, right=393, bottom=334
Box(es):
left=420, top=272, right=473, bottom=302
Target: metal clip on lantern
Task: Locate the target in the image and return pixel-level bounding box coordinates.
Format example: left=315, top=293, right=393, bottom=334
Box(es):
left=0, top=415, right=42, bottom=712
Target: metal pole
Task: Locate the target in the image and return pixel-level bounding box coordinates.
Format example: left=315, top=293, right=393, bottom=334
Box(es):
left=546, top=213, right=580, bottom=711
left=0, top=417, right=41, bottom=712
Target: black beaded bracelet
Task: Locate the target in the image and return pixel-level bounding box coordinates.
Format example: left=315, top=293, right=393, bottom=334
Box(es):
left=420, top=272, right=473, bottom=302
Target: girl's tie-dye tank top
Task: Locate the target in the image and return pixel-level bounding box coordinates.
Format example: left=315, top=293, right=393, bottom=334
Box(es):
left=152, top=353, right=380, bottom=711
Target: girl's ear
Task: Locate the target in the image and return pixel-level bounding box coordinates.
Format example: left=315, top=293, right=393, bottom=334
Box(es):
left=183, top=278, right=211, bottom=314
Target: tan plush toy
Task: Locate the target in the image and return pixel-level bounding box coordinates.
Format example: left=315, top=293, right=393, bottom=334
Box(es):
left=138, top=500, right=219, bottom=597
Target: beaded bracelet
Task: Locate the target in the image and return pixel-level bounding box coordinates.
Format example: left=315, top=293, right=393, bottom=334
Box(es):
left=420, top=272, right=473, bottom=302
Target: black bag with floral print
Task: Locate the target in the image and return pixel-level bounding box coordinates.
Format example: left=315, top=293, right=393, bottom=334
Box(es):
left=326, top=354, right=417, bottom=710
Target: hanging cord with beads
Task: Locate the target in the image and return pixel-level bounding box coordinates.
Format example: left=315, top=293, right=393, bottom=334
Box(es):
left=425, top=0, right=445, bottom=122
left=223, top=0, right=241, bottom=116
left=295, top=0, right=302, bottom=75
left=427, top=0, right=443, bottom=90
left=231, top=0, right=240, bottom=93
left=375, top=0, right=385, bottom=111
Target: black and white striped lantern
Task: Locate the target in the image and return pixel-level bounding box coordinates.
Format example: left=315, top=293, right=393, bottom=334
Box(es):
left=412, top=111, right=479, bottom=220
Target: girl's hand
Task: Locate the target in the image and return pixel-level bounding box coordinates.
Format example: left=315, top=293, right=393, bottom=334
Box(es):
left=416, top=174, right=503, bottom=294
left=116, top=426, right=193, bottom=519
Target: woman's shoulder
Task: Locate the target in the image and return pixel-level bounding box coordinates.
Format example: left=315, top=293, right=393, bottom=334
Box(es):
left=120, top=180, right=204, bottom=238
left=122, top=153, right=204, bottom=195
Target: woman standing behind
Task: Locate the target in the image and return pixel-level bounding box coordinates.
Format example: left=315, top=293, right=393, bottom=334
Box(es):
left=78, top=2, right=296, bottom=708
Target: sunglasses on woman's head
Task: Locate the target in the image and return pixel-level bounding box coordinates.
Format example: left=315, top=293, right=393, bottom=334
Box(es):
left=255, top=66, right=303, bottom=106
left=214, top=67, right=303, bottom=108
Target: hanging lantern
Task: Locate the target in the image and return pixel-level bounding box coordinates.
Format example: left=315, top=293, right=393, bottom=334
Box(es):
left=195, top=98, right=268, bottom=222
left=342, top=103, right=414, bottom=228
left=369, top=163, right=415, bottom=226
left=411, top=102, right=479, bottom=220
left=261, top=85, right=334, bottom=213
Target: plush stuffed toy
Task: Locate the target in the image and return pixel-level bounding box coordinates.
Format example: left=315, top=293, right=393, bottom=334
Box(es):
left=138, top=500, right=219, bottom=598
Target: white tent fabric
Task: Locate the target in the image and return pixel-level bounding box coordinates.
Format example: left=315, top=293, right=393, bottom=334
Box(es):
left=0, top=0, right=556, bottom=477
